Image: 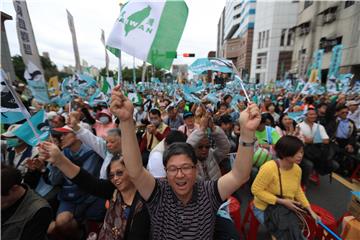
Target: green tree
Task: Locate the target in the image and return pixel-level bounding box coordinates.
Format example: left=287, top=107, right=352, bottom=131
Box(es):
left=99, top=67, right=115, bottom=77
left=11, top=54, right=60, bottom=82
left=11, top=55, right=26, bottom=82
left=40, top=56, right=59, bottom=80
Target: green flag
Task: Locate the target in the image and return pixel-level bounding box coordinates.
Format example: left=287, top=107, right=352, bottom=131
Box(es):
left=106, top=0, right=188, bottom=70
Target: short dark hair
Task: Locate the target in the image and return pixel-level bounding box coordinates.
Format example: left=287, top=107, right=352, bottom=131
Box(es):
left=1, top=164, right=22, bottom=196
left=223, top=94, right=232, bottom=101
left=265, top=103, right=276, bottom=111
left=165, top=130, right=187, bottom=145
left=167, top=106, right=175, bottom=112
left=219, top=114, right=233, bottom=125
left=336, top=104, right=348, bottom=112
left=106, top=153, right=125, bottom=177
left=163, top=142, right=197, bottom=167
left=149, top=108, right=161, bottom=117
left=261, top=113, right=275, bottom=126
left=305, top=96, right=314, bottom=105
left=317, top=102, right=327, bottom=109
left=274, top=136, right=304, bottom=159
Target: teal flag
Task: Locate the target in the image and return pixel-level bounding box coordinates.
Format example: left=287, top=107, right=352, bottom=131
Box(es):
left=327, top=45, right=343, bottom=79
left=287, top=111, right=305, bottom=123
left=308, top=49, right=324, bottom=81
left=13, top=110, right=50, bottom=146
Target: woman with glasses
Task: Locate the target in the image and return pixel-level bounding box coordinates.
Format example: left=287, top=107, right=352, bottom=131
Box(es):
left=109, top=85, right=261, bottom=240
left=38, top=144, right=150, bottom=240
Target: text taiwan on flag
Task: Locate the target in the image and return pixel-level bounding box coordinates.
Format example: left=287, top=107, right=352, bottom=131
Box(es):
left=107, top=0, right=188, bottom=70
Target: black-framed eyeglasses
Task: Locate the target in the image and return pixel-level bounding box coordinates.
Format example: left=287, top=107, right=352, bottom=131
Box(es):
left=166, top=164, right=195, bottom=176
left=109, top=170, right=124, bottom=179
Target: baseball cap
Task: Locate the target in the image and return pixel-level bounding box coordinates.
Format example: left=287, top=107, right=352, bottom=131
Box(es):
left=183, top=111, right=194, bottom=119
left=1, top=124, right=21, bottom=138
left=346, top=100, right=359, bottom=107
left=52, top=125, right=74, bottom=134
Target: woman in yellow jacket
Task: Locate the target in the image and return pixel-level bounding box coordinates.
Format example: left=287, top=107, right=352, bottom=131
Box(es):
left=251, top=135, right=319, bottom=225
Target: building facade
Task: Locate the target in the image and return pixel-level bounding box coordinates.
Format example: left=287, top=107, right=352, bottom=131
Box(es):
left=250, top=1, right=299, bottom=83
left=216, top=8, right=226, bottom=58
left=291, top=1, right=360, bottom=82
left=217, top=0, right=256, bottom=80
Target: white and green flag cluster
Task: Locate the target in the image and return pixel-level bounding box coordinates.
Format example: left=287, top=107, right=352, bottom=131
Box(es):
left=107, top=0, right=188, bottom=70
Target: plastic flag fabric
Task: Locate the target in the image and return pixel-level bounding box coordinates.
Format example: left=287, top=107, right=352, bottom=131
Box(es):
left=13, top=110, right=50, bottom=147
left=0, top=69, right=27, bottom=124
left=107, top=0, right=188, bottom=70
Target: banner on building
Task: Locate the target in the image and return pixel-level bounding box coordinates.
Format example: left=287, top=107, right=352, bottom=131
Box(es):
left=327, top=44, right=343, bottom=80
left=308, top=49, right=324, bottom=83
left=13, top=0, right=50, bottom=103
left=67, top=9, right=82, bottom=72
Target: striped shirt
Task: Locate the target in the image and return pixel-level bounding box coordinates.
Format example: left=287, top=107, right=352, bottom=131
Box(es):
left=146, top=179, right=223, bottom=240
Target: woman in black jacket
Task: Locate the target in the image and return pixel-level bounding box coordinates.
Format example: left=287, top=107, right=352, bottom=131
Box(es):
left=38, top=142, right=150, bottom=240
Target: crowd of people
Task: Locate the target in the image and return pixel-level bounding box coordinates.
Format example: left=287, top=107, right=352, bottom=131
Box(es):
left=1, top=80, right=360, bottom=240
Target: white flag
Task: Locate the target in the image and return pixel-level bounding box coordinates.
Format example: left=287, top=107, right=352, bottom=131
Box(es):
left=107, top=0, right=188, bottom=70
left=67, top=9, right=82, bottom=72
left=13, top=0, right=50, bottom=103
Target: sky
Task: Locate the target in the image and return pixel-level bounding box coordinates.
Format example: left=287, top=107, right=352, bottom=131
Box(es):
left=1, top=0, right=226, bottom=71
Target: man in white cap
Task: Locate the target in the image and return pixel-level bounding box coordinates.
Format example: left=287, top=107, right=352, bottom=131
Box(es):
left=1, top=124, right=38, bottom=175
left=347, top=100, right=360, bottom=131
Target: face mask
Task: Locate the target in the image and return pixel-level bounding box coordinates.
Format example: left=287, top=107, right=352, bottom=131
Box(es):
left=7, top=138, right=21, bottom=148
left=268, top=106, right=275, bottom=111
left=99, top=116, right=110, bottom=124
left=150, top=120, right=160, bottom=127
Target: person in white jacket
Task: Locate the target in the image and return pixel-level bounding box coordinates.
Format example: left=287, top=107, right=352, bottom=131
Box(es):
left=186, top=115, right=231, bottom=181
left=147, top=130, right=187, bottom=178
left=67, top=112, right=121, bottom=179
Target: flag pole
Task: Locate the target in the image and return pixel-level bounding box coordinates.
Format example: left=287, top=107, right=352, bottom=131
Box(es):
left=141, top=61, right=147, bottom=83
left=231, top=63, right=251, bottom=103
left=2, top=72, right=41, bottom=141
left=132, top=56, right=136, bottom=85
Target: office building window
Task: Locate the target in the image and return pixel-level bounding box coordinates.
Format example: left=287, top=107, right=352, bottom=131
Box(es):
left=256, top=52, right=267, bottom=69
left=256, top=73, right=261, bottom=84
left=258, top=32, right=262, bottom=48
left=287, top=30, right=293, bottom=46
left=234, top=3, right=242, bottom=10
left=261, top=31, right=266, bottom=48
left=280, top=29, right=286, bottom=46
left=304, top=0, right=313, bottom=9
left=265, top=30, right=270, bottom=48
left=345, top=1, right=355, bottom=8
left=319, top=36, right=343, bottom=52
left=233, top=13, right=241, bottom=19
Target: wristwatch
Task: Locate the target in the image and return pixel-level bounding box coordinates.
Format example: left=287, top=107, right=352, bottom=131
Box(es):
left=239, top=138, right=257, bottom=147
